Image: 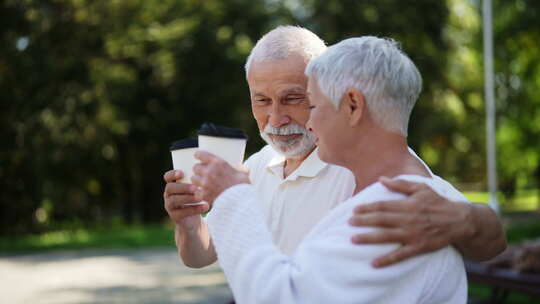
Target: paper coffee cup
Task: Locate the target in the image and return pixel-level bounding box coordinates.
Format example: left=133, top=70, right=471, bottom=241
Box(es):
left=170, top=138, right=204, bottom=207
left=197, top=123, right=248, bottom=168
left=170, top=138, right=198, bottom=182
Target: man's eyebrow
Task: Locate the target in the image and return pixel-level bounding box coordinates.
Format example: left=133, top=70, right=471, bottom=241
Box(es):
left=281, top=88, right=306, bottom=95
left=252, top=92, right=268, bottom=97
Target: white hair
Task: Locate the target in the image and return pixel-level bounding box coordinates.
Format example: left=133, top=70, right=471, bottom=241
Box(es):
left=245, top=25, right=327, bottom=77
left=305, top=36, right=422, bottom=136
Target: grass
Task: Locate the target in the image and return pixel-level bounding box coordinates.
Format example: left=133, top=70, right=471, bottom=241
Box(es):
left=506, top=220, right=540, bottom=244
left=2, top=190, right=536, bottom=255
left=2, top=213, right=539, bottom=254
left=463, top=190, right=539, bottom=211
left=2, top=216, right=539, bottom=302
left=0, top=223, right=176, bottom=254
left=468, top=282, right=534, bottom=303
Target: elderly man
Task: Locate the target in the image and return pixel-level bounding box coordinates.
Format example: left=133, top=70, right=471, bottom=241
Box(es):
left=192, top=36, right=467, bottom=303
left=163, top=26, right=505, bottom=269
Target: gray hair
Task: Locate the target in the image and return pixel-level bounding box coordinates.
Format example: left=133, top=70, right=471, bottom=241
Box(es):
left=245, top=25, right=327, bottom=77
left=305, top=36, right=422, bottom=136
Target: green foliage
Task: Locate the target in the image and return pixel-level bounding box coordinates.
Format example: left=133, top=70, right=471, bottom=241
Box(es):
left=1, top=0, right=276, bottom=234
left=492, top=0, right=540, bottom=201
left=1, top=0, right=538, bottom=235
left=469, top=282, right=532, bottom=304
left=0, top=223, right=175, bottom=254
left=506, top=219, right=540, bottom=243
left=439, top=0, right=540, bottom=204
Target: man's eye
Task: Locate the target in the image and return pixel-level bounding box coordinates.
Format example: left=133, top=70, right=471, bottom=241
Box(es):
left=308, top=105, right=316, bottom=110
left=285, top=97, right=304, bottom=103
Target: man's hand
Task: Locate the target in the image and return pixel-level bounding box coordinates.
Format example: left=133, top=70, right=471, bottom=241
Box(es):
left=192, top=151, right=250, bottom=205
left=163, top=169, right=219, bottom=268
left=163, top=170, right=210, bottom=228
left=349, top=177, right=476, bottom=268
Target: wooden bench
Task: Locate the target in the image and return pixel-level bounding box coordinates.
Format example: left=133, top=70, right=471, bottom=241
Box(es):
left=466, top=260, right=540, bottom=303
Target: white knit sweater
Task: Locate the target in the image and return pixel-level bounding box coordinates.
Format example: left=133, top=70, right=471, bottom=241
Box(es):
left=206, top=175, right=467, bottom=304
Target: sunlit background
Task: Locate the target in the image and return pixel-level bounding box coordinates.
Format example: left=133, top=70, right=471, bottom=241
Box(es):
left=1, top=0, right=539, bottom=303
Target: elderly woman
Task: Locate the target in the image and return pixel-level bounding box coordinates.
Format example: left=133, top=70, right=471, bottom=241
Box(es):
left=191, top=36, right=467, bottom=303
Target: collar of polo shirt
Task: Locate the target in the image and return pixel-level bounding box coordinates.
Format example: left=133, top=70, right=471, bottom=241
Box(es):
left=266, top=148, right=327, bottom=181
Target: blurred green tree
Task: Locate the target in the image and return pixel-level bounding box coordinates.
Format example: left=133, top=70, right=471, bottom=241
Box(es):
left=1, top=0, right=538, bottom=235
left=0, top=0, right=280, bottom=234
left=492, top=0, right=540, bottom=206
left=438, top=0, right=540, bottom=206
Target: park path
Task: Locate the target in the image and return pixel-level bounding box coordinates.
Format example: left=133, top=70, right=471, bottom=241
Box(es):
left=0, top=248, right=232, bottom=304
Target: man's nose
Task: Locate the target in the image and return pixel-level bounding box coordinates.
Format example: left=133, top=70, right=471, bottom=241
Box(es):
left=268, top=104, right=291, bottom=127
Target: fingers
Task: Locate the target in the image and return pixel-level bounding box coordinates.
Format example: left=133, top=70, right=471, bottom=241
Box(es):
left=192, top=163, right=205, bottom=177
left=379, top=177, right=427, bottom=195
left=163, top=170, right=184, bottom=183
left=371, top=245, right=420, bottom=268
left=189, top=174, right=206, bottom=202
left=164, top=182, right=195, bottom=198
left=163, top=179, right=208, bottom=224
left=353, top=200, right=408, bottom=214
left=194, top=187, right=204, bottom=202
left=165, top=194, right=199, bottom=209
left=166, top=202, right=210, bottom=220
left=349, top=212, right=408, bottom=228
left=351, top=228, right=407, bottom=244
left=164, top=182, right=200, bottom=213
left=191, top=161, right=220, bottom=184
left=194, top=150, right=218, bottom=164
left=191, top=172, right=202, bottom=187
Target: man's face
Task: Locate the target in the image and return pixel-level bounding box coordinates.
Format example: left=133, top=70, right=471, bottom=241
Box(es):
left=306, top=76, right=347, bottom=165
left=247, top=55, right=316, bottom=159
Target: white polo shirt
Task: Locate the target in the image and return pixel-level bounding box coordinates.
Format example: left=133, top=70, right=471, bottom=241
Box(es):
left=244, top=145, right=355, bottom=255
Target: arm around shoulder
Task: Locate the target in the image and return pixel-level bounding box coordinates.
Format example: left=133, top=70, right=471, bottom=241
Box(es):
left=208, top=183, right=464, bottom=303
left=455, top=202, right=507, bottom=261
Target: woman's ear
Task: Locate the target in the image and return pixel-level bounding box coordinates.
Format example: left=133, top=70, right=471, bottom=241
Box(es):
left=342, top=89, right=365, bottom=126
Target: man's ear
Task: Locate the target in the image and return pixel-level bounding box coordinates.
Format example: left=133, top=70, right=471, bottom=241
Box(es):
left=342, top=89, right=365, bottom=126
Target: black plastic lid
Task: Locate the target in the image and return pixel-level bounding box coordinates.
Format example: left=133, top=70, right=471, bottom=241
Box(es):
left=170, top=138, right=198, bottom=151
left=197, top=122, right=248, bottom=140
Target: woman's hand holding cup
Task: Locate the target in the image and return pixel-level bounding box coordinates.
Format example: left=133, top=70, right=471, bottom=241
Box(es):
left=191, top=151, right=250, bottom=205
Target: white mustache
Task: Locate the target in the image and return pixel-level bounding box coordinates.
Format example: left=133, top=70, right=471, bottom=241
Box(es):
left=263, top=124, right=308, bottom=136
left=260, top=123, right=317, bottom=158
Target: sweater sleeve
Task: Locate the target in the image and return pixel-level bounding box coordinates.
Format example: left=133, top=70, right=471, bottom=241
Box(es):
left=206, top=182, right=464, bottom=304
